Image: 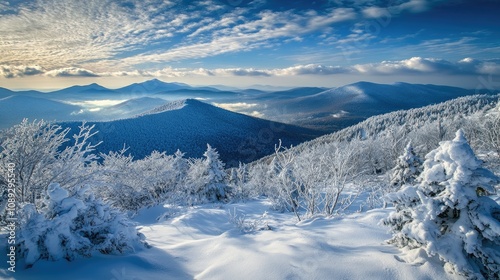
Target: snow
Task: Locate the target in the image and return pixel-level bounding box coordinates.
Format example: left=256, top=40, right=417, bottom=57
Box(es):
left=2, top=199, right=464, bottom=280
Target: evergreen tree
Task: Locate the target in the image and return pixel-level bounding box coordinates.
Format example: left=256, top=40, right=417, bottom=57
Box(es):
left=384, top=130, right=500, bottom=279
left=202, top=144, right=229, bottom=202
left=184, top=144, right=230, bottom=205
left=389, top=141, right=422, bottom=187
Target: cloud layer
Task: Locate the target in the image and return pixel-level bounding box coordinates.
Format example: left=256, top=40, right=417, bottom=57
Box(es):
left=2, top=57, right=498, bottom=79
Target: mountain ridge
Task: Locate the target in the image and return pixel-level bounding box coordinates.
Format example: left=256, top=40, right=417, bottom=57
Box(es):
left=59, top=99, right=323, bottom=166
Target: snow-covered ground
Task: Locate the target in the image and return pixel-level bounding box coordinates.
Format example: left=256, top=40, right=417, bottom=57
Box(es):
left=2, top=199, right=464, bottom=280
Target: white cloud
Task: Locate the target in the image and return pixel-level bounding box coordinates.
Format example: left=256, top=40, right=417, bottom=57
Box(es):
left=213, top=102, right=258, bottom=111
left=0, top=0, right=208, bottom=70
left=362, top=7, right=390, bottom=19
left=212, top=102, right=264, bottom=118
left=0, top=65, right=45, bottom=78
left=0, top=0, right=467, bottom=75
left=113, top=8, right=356, bottom=67
left=352, top=57, right=500, bottom=75
left=248, top=111, right=265, bottom=118
left=2, top=58, right=500, bottom=80
left=273, top=64, right=351, bottom=76
left=45, top=67, right=99, bottom=77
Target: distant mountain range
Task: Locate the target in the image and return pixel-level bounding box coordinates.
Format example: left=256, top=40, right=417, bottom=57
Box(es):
left=1, top=79, right=495, bottom=132
left=242, top=81, right=487, bottom=131
left=59, top=99, right=322, bottom=166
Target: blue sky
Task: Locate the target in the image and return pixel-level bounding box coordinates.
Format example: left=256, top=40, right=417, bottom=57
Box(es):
left=0, top=0, right=499, bottom=90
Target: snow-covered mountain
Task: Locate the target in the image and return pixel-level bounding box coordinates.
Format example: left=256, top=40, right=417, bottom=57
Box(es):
left=257, top=93, right=500, bottom=175
left=60, top=99, right=322, bottom=166
left=102, top=97, right=168, bottom=118
left=248, top=82, right=482, bottom=131
left=0, top=80, right=489, bottom=134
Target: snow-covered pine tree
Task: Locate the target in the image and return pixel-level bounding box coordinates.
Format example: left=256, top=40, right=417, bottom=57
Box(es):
left=201, top=144, right=230, bottom=202
left=384, top=130, right=500, bottom=279
left=18, top=183, right=146, bottom=267
left=389, top=141, right=422, bottom=187
left=184, top=144, right=230, bottom=205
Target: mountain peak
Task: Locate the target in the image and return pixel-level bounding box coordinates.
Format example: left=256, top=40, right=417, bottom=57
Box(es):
left=117, top=79, right=192, bottom=94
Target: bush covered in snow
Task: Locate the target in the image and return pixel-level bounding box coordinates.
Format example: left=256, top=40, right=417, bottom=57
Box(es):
left=98, top=148, right=189, bottom=211
left=384, top=130, right=500, bottom=279
left=18, top=183, right=146, bottom=267
left=0, top=120, right=100, bottom=225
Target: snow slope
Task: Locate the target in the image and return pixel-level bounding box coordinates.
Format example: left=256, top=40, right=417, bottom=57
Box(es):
left=2, top=199, right=462, bottom=280
left=59, top=99, right=322, bottom=166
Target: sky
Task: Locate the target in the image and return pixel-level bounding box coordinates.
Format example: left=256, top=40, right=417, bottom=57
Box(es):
left=1, top=0, right=500, bottom=90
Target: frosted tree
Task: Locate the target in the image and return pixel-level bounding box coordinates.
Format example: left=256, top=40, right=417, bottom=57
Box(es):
left=389, top=141, right=423, bottom=187
left=480, top=112, right=500, bottom=158
left=321, top=141, right=362, bottom=215
left=183, top=144, right=230, bottom=205
left=18, top=183, right=146, bottom=267
left=0, top=120, right=99, bottom=212
left=202, top=144, right=228, bottom=201
left=228, top=162, right=251, bottom=201
left=267, top=141, right=302, bottom=220
left=384, top=130, right=500, bottom=279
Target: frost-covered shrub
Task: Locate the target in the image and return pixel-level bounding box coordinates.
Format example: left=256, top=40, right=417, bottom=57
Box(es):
left=18, top=183, right=146, bottom=267
left=228, top=163, right=254, bottom=201
left=227, top=208, right=271, bottom=233
left=0, top=120, right=99, bottom=212
left=384, top=130, right=500, bottom=279
left=261, top=141, right=363, bottom=220
left=99, top=149, right=189, bottom=211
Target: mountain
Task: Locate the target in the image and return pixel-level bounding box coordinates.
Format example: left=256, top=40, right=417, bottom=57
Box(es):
left=50, top=83, right=115, bottom=95
left=101, top=97, right=168, bottom=118
left=0, top=87, right=44, bottom=98
left=253, top=87, right=327, bottom=100
left=60, top=99, right=323, bottom=166
left=295, top=93, right=500, bottom=154
left=116, top=79, right=194, bottom=94
left=0, top=95, right=82, bottom=130
left=252, top=82, right=480, bottom=131
left=0, top=87, right=14, bottom=99
left=0, top=81, right=487, bottom=135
